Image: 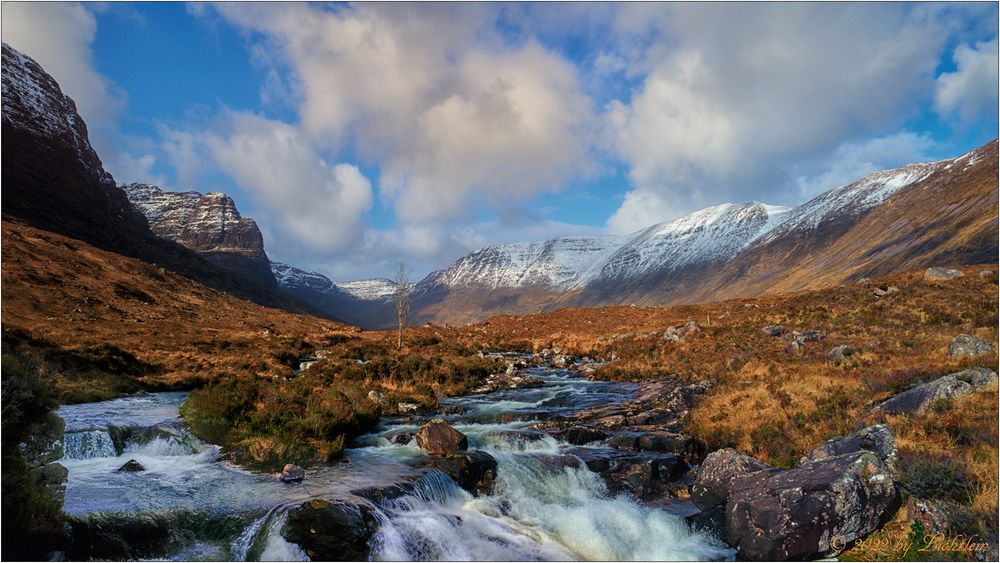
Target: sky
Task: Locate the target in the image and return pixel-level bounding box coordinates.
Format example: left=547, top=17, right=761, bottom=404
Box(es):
left=2, top=2, right=998, bottom=282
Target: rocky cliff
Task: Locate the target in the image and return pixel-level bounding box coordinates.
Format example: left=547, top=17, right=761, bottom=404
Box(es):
left=122, top=184, right=275, bottom=287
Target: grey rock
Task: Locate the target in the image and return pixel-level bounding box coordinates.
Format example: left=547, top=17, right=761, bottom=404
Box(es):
left=557, top=426, right=608, bottom=445
left=870, top=368, right=996, bottom=415
left=948, top=334, right=995, bottom=357
left=762, top=325, right=786, bottom=337
left=800, top=424, right=897, bottom=473
left=726, top=451, right=899, bottom=560
left=691, top=448, right=771, bottom=509
left=924, top=267, right=965, bottom=281
left=30, top=462, right=69, bottom=499
left=280, top=463, right=305, bottom=482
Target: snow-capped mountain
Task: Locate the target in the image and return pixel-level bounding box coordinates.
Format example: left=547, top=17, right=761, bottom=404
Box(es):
left=122, top=183, right=275, bottom=286
left=398, top=141, right=996, bottom=325
left=338, top=279, right=399, bottom=301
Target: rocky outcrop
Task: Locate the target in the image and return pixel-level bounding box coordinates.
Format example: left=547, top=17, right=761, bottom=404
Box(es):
left=948, top=334, right=996, bottom=357
left=415, top=420, right=468, bottom=455
left=17, top=412, right=69, bottom=499
left=925, top=267, right=965, bottom=281
left=282, top=499, right=376, bottom=561
left=122, top=184, right=275, bottom=287
left=871, top=367, right=998, bottom=415
left=725, top=451, right=899, bottom=560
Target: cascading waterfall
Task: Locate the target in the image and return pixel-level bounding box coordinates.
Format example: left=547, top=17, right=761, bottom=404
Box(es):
left=63, top=430, right=117, bottom=459
left=58, top=368, right=736, bottom=562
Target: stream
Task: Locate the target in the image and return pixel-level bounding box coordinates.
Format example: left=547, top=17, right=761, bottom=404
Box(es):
left=57, top=362, right=735, bottom=561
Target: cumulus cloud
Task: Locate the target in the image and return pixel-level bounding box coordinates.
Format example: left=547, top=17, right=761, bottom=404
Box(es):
left=205, top=3, right=595, bottom=224
left=2, top=2, right=124, bottom=126
left=935, top=38, right=999, bottom=122
left=604, top=3, right=960, bottom=232
left=162, top=111, right=373, bottom=255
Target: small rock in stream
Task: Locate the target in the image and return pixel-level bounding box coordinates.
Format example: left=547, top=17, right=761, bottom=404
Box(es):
left=116, top=459, right=145, bottom=472
left=280, top=463, right=305, bottom=482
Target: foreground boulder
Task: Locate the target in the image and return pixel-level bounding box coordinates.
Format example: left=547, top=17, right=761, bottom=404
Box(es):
left=925, top=267, right=964, bottom=281
left=691, top=448, right=771, bottom=510
left=432, top=450, right=498, bottom=496
left=280, top=463, right=305, bottom=482
left=871, top=367, right=998, bottom=415
left=948, top=334, right=995, bottom=357
left=726, top=451, right=899, bottom=560
left=415, top=420, right=468, bottom=455
left=283, top=499, right=375, bottom=561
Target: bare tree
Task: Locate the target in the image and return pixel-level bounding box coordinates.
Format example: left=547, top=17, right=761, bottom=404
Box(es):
left=394, top=261, right=411, bottom=350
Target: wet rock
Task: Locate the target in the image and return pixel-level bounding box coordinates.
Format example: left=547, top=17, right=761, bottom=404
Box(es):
left=725, top=451, right=899, bottom=561
left=397, top=402, right=420, bottom=414
left=280, top=463, right=305, bottom=482
left=557, top=426, right=608, bottom=445
left=283, top=499, right=376, bottom=561
left=439, top=405, right=464, bottom=415
left=388, top=431, right=415, bottom=445
left=116, top=459, right=145, bottom=472
left=433, top=450, right=498, bottom=496
left=551, top=354, right=573, bottom=368
left=607, top=453, right=689, bottom=500
left=925, top=267, right=964, bottom=281
left=471, top=372, right=545, bottom=394
left=637, top=432, right=699, bottom=458
left=661, top=321, right=703, bottom=343
left=828, top=344, right=855, bottom=365
left=350, top=483, right=414, bottom=505
left=948, top=334, right=995, bottom=357
left=609, top=434, right=640, bottom=451
left=691, top=448, right=771, bottom=510
left=415, top=420, right=468, bottom=455
left=761, top=325, right=786, bottom=337
left=800, top=424, right=897, bottom=473
left=871, top=368, right=997, bottom=415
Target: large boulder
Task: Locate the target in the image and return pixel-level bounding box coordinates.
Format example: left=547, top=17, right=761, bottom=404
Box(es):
left=925, top=267, right=964, bottom=281
left=726, top=451, right=899, bottom=560
left=661, top=321, right=703, bottom=343
left=800, top=424, right=897, bottom=473
left=432, top=450, right=498, bottom=496
left=282, top=499, right=376, bottom=561
left=415, top=420, right=468, bottom=455
left=871, top=368, right=997, bottom=415
left=691, top=448, right=771, bottom=510
left=948, top=334, right=996, bottom=357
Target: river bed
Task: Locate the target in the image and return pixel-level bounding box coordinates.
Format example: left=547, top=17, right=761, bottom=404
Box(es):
left=57, top=364, right=734, bottom=561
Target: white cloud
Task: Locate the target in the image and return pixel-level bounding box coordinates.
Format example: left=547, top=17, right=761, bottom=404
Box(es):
left=2, top=2, right=124, bottom=126
left=603, top=3, right=960, bottom=231
left=107, top=152, right=167, bottom=187
left=205, top=3, right=596, bottom=224
left=162, top=111, right=373, bottom=255
left=935, top=38, right=999, bottom=122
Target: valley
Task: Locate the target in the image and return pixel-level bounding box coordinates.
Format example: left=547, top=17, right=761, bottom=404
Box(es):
left=1, top=26, right=998, bottom=563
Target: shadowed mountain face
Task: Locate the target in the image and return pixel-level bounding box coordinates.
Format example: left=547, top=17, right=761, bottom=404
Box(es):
left=122, top=184, right=276, bottom=287
left=1, top=43, right=310, bottom=314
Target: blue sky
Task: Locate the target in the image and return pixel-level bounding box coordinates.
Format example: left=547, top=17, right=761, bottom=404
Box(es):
left=3, top=2, right=997, bottom=281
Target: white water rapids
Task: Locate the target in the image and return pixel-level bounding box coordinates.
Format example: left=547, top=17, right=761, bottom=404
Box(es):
left=57, top=368, right=734, bottom=561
